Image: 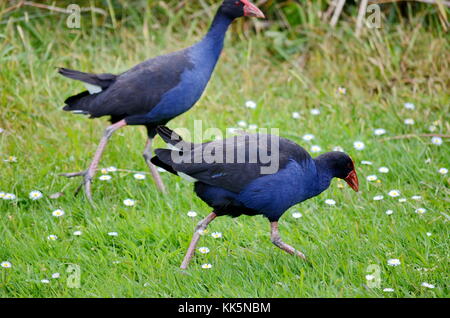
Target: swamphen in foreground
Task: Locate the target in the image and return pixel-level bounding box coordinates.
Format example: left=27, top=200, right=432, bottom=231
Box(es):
left=59, top=0, right=264, bottom=202
left=151, top=126, right=359, bottom=269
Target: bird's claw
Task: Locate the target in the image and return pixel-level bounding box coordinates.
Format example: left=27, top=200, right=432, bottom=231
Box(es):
left=59, top=170, right=94, bottom=203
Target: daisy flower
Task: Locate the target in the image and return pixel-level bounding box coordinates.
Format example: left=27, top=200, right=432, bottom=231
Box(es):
left=1, top=261, right=12, bottom=268
left=292, top=212, right=302, bottom=218
left=374, top=128, right=386, bottom=136
left=378, top=167, right=389, bottom=173
left=201, top=263, right=212, bottom=269
left=438, top=168, right=448, bottom=175
left=431, top=136, right=443, bottom=146
left=365, top=274, right=375, bottom=281
left=385, top=210, right=394, bottom=215
left=198, top=247, right=210, bottom=254
left=108, top=232, right=118, bottom=236
left=245, top=100, right=256, bottom=109
left=421, top=282, right=435, bottom=289
left=47, top=235, right=58, bottom=241
left=187, top=211, right=197, bottom=218
left=3, top=193, right=16, bottom=200
left=388, top=190, right=401, bottom=197
left=310, top=145, right=322, bottom=153
left=387, top=259, right=401, bottom=266
left=398, top=198, right=407, bottom=203
left=0, top=192, right=5, bottom=199
left=133, top=173, right=146, bottom=180
left=361, top=161, right=373, bottom=165
left=333, top=146, right=344, bottom=152
left=428, top=125, right=436, bottom=132
left=404, top=102, right=415, bottom=110
left=366, top=175, right=378, bottom=182
left=426, top=232, right=432, bottom=237
left=211, top=232, right=222, bottom=239
left=52, top=209, right=65, bottom=217
left=302, top=134, right=314, bottom=141
left=52, top=273, right=60, bottom=279
left=415, top=208, right=426, bottom=215
left=292, top=112, right=301, bottom=119
left=41, top=279, right=50, bottom=284
left=411, top=195, right=422, bottom=200
left=325, top=199, right=336, bottom=206
left=310, top=109, right=320, bottom=115
left=123, top=199, right=136, bottom=206
left=99, top=175, right=112, bottom=181
left=0, top=128, right=4, bottom=133
left=29, top=190, right=43, bottom=200
left=337, top=87, right=346, bottom=95
left=237, top=120, right=247, bottom=128
left=353, top=141, right=365, bottom=151
left=3, top=156, right=17, bottom=163
left=73, top=231, right=82, bottom=236
left=404, top=118, right=414, bottom=125
left=373, top=195, right=384, bottom=201
left=106, top=166, right=118, bottom=172
left=383, top=288, right=394, bottom=292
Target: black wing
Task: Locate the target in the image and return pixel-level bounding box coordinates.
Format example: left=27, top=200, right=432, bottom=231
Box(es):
left=58, top=68, right=117, bottom=89
left=152, top=127, right=310, bottom=193
left=60, top=49, right=194, bottom=119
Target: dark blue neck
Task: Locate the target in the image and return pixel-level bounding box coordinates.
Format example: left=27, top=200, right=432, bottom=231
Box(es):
left=313, top=158, right=335, bottom=192
left=200, top=10, right=234, bottom=59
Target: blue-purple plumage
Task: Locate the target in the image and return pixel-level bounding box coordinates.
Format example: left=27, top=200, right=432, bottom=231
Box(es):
left=151, top=126, right=357, bottom=221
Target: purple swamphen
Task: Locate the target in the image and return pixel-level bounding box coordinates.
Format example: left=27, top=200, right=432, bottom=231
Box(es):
left=151, top=126, right=359, bottom=269
left=59, top=0, right=265, bottom=202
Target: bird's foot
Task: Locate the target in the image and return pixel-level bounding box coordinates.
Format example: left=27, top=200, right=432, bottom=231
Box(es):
left=59, top=169, right=94, bottom=203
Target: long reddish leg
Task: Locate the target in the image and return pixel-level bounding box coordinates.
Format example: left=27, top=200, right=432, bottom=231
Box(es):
left=180, top=212, right=217, bottom=269
left=60, top=120, right=127, bottom=203
left=143, top=138, right=166, bottom=193
left=270, top=221, right=307, bottom=260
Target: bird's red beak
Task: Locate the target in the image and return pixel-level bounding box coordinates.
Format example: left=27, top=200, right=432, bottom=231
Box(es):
left=344, top=169, right=359, bottom=192
left=242, top=0, right=265, bottom=18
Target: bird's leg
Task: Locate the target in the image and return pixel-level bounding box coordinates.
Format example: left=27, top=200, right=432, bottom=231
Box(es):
left=180, top=212, right=217, bottom=269
left=143, top=138, right=166, bottom=193
left=270, top=221, right=307, bottom=260
left=60, top=120, right=127, bottom=202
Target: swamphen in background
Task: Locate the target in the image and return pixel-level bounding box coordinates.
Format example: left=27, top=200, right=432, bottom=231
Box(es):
left=151, top=126, right=359, bottom=269
left=59, top=0, right=264, bottom=202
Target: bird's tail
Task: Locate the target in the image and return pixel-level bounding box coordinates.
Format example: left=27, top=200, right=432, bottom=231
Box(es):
left=62, top=91, right=96, bottom=115
left=156, top=126, right=193, bottom=150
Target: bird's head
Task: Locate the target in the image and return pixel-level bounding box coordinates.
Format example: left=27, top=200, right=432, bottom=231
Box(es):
left=219, top=0, right=265, bottom=19
left=316, top=152, right=359, bottom=192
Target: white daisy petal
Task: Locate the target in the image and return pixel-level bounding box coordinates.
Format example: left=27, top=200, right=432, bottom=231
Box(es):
left=123, top=199, right=136, bottom=206
left=245, top=101, right=257, bottom=109
left=374, top=128, right=386, bottom=136
left=378, top=167, right=389, bottom=173
left=388, top=190, right=401, bottom=197
left=387, top=258, right=401, bottom=266
left=438, top=168, right=448, bottom=175
left=29, top=190, right=43, bottom=200
left=187, top=211, right=197, bottom=218
left=52, top=209, right=65, bottom=217
left=353, top=141, right=365, bottom=150
left=431, top=137, right=443, bottom=146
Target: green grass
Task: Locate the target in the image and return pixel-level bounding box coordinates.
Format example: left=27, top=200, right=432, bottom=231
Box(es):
left=0, top=2, right=449, bottom=297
